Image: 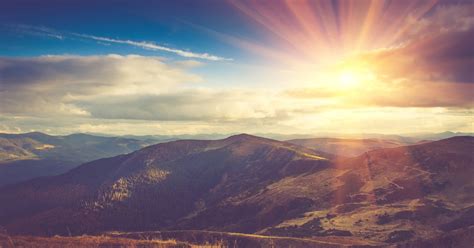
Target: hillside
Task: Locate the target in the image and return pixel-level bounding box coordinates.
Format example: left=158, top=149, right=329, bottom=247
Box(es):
left=0, top=135, right=472, bottom=247
left=264, top=136, right=474, bottom=244
left=0, top=132, right=158, bottom=185
left=0, top=134, right=330, bottom=234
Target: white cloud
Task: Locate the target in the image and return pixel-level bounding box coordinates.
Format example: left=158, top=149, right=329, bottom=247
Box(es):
left=77, top=89, right=283, bottom=121
left=0, top=55, right=203, bottom=116
left=0, top=55, right=282, bottom=122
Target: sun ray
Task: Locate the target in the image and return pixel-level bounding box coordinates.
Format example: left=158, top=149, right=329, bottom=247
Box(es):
left=229, top=0, right=440, bottom=65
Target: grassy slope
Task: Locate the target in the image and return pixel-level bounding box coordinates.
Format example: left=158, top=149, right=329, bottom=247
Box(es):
left=0, top=234, right=204, bottom=248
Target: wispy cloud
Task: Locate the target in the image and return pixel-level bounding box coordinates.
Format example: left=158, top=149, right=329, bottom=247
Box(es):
left=73, top=33, right=232, bottom=61
left=5, top=24, right=231, bottom=61
left=7, top=24, right=65, bottom=40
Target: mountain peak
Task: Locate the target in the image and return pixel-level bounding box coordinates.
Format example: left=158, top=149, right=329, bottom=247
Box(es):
left=224, top=133, right=266, bottom=142
left=23, top=131, right=49, bottom=136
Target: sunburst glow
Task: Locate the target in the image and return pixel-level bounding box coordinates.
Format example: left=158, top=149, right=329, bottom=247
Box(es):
left=338, top=70, right=359, bottom=88
left=331, top=59, right=377, bottom=90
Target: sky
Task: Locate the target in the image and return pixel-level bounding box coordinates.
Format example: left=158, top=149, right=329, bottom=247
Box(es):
left=0, top=0, right=473, bottom=136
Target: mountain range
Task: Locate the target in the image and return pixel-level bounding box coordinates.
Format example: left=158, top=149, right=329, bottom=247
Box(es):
left=1, top=131, right=459, bottom=186
left=0, top=134, right=472, bottom=247
left=0, top=132, right=158, bottom=186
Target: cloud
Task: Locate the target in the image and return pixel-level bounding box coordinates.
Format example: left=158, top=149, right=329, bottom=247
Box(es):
left=74, top=34, right=233, bottom=61
left=0, top=55, right=202, bottom=116
left=401, top=3, right=474, bottom=43
left=0, top=54, right=201, bottom=89
left=285, top=80, right=474, bottom=109
left=6, top=24, right=65, bottom=40
left=77, top=89, right=282, bottom=121
left=0, top=55, right=283, bottom=122
left=361, top=28, right=474, bottom=85
left=4, top=24, right=231, bottom=61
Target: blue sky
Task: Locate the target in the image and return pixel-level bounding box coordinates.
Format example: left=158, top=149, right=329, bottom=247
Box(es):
left=0, top=0, right=255, bottom=60
left=0, top=0, right=276, bottom=90
left=0, top=0, right=472, bottom=135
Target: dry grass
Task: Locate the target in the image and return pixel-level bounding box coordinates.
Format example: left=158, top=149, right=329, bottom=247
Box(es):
left=107, top=230, right=383, bottom=247
left=0, top=234, right=229, bottom=248
left=0, top=229, right=388, bottom=247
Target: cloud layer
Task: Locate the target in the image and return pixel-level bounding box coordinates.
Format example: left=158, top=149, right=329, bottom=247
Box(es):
left=0, top=55, right=202, bottom=116
left=0, top=55, right=283, bottom=123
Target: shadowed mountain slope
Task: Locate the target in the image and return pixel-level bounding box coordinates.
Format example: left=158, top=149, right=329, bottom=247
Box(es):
left=0, top=134, right=330, bottom=234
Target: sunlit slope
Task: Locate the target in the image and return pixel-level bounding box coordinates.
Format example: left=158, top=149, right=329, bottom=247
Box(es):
left=265, top=136, right=474, bottom=243
left=286, top=137, right=414, bottom=157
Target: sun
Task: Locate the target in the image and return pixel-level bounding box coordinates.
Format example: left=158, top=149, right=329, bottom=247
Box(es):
left=304, top=58, right=377, bottom=92
left=338, top=70, right=360, bottom=88
left=333, top=60, right=377, bottom=90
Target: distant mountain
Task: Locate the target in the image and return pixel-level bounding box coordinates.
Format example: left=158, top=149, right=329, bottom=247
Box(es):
left=0, top=132, right=158, bottom=185
left=286, top=138, right=416, bottom=157
left=119, top=133, right=230, bottom=142
left=258, top=132, right=472, bottom=143
left=86, top=131, right=473, bottom=144
left=256, top=133, right=418, bottom=142
left=408, top=131, right=473, bottom=141
left=0, top=135, right=472, bottom=246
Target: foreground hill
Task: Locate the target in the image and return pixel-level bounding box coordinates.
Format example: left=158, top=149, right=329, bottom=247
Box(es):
left=0, top=132, right=157, bottom=185
left=286, top=138, right=415, bottom=157
left=0, top=135, right=472, bottom=247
